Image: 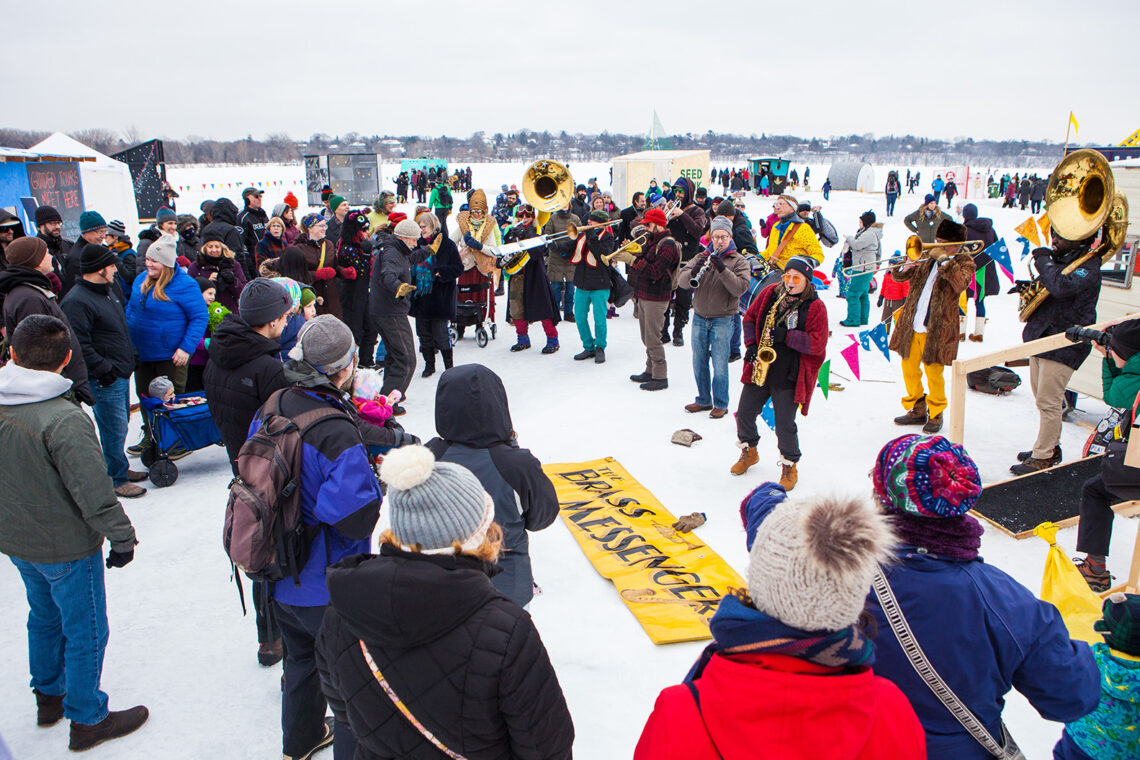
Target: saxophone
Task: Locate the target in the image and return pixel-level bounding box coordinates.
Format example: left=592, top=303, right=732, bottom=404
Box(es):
left=751, top=291, right=787, bottom=386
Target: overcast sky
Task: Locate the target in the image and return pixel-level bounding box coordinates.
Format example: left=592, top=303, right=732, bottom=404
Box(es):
left=9, top=0, right=1138, bottom=147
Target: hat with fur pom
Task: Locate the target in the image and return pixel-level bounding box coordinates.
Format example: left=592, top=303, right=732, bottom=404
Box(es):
left=379, top=446, right=494, bottom=553
left=747, top=495, right=894, bottom=632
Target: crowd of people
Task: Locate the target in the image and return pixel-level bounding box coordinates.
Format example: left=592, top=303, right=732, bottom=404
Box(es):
left=1, top=158, right=1137, bottom=760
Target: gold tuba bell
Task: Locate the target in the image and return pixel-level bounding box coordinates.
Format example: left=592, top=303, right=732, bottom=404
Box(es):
left=1018, top=149, right=1128, bottom=321
left=522, top=159, right=574, bottom=233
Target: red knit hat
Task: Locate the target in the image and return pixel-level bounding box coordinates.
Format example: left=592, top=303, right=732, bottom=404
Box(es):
left=641, top=208, right=668, bottom=228
left=387, top=212, right=408, bottom=225
left=283, top=191, right=299, bottom=209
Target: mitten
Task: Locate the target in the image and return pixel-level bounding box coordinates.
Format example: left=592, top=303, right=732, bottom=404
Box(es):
left=218, top=268, right=236, bottom=286
left=341, top=266, right=357, bottom=280
left=710, top=253, right=726, bottom=272
left=176, top=256, right=192, bottom=269
left=395, top=282, right=417, bottom=299
left=463, top=233, right=483, bottom=251
left=314, top=267, right=336, bottom=281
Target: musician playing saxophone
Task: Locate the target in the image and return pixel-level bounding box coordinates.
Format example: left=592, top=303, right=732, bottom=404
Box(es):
left=1011, top=230, right=1101, bottom=474
left=731, top=256, right=828, bottom=491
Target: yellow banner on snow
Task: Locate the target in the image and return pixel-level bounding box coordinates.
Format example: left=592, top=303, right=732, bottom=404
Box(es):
left=543, top=458, right=745, bottom=645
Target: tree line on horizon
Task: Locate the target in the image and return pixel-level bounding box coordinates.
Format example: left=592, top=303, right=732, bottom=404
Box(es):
left=0, top=127, right=1067, bottom=168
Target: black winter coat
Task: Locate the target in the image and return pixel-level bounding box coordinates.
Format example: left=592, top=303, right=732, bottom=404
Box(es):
left=203, top=314, right=288, bottom=470
left=504, top=225, right=560, bottom=324
left=369, top=237, right=418, bottom=320
left=1022, top=246, right=1101, bottom=370
left=667, top=179, right=708, bottom=262
left=316, top=547, right=574, bottom=760
left=572, top=229, right=615, bottom=291
left=237, top=204, right=269, bottom=262
left=201, top=198, right=248, bottom=260
left=0, top=267, right=93, bottom=404
left=963, top=216, right=1000, bottom=297
left=60, top=278, right=135, bottom=383
left=136, top=226, right=160, bottom=260
left=59, top=237, right=90, bottom=298
left=732, top=215, right=758, bottom=255
left=38, top=231, right=72, bottom=282
left=426, top=365, right=559, bottom=606
left=408, top=233, right=462, bottom=321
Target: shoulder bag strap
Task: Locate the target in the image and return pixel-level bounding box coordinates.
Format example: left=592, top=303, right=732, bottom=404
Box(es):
left=872, top=570, right=1025, bottom=759
left=684, top=681, right=726, bottom=760
left=359, top=640, right=467, bottom=760
left=769, top=223, right=802, bottom=268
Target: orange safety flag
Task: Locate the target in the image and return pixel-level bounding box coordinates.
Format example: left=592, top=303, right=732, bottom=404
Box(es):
left=1015, top=217, right=1041, bottom=248
left=543, top=458, right=745, bottom=644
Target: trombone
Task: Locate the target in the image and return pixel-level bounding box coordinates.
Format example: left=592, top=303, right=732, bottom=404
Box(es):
left=601, top=231, right=648, bottom=266
left=840, top=235, right=983, bottom=277
left=494, top=219, right=622, bottom=259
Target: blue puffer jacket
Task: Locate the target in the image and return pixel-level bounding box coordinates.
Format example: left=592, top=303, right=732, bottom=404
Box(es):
left=868, top=550, right=1100, bottom=760
left=266, top=364, right=381, bottom=608
left=125, top=267, right=208, bottom=362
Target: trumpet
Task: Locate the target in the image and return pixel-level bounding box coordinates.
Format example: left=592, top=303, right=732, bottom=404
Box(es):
left=601, top=232, right=647, bottom=266
left=840, top=235, right=983, bottom=277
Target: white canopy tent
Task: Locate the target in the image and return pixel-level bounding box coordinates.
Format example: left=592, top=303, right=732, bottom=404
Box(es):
left=30, top=132, right=140, bottom=237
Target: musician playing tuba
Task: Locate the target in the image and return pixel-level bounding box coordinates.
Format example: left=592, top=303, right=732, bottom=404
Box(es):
left=889, top=220, right=975, bottom=435
left=1010, top=230, right=1101, bottom=475
left=731, top=256, right=828, bottom=491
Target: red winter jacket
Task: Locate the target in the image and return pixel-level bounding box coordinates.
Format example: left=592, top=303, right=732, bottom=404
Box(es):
left=740, top=283, right=828, bottom=415
left=634, top=653, right=926, bottom=760
left=880, top=271, right=910, bottom=301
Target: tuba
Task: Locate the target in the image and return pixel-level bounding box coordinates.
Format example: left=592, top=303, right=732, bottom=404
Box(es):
left=522, top=159, right=574, bottom=233
left=1018, top=149, right=1129, bottom=321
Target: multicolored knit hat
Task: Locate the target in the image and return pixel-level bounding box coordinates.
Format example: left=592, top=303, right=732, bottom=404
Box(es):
left=873, top=435, right=982, bottom=518
left=1095, top=592, right=1140, bottom=656
left=301, top=212, right=324, bottom=231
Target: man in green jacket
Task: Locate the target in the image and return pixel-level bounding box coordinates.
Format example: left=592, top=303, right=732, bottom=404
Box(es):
left=1074, top=319, right=1140, bottom=591
left=428, top=180, right=454, bottom=238
left=0, top=314, right=148, bottom=752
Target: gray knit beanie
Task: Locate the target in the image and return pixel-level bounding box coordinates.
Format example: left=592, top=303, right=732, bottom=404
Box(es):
left=710, top=216, right=733, bottom=237
left=238, top=277, right=292, bottom=326
left=380, top=446, right=493, bottom=552
left=147, top=376, right=174, bottom=399
left=146, top=233, right=178, bottom=268
left=287, top=314, right=356, bottom=375
left=747, top=494, right=894, bottom=632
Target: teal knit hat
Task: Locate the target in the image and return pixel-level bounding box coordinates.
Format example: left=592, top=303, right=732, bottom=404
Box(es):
left=79, top=211, right=106, bottom=233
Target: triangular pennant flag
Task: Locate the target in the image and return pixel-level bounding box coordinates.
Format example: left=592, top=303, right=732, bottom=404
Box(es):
left=840, top=341, right=861, bottom=381
left=1016, top=236, right=1031, bottom=259
left=986, top=238, right=1015, bottom=284
left=869, top=321, right=890, bottom=361
left=817, top=359, right=831, bottom=399
left=974, top=261, right=990, bottom=303
left=1015, top=217, right=1040, bottom=248
left=858, top=328, right=873, bottom=351
left=1037, top=212, right=1051, bottom=244
left=759, top=397, right=776, bottom=431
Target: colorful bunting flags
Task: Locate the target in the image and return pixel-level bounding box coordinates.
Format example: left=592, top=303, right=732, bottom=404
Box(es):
left=1016, top=236, right=1031, bottom=259
left=867, top=322, right=890, bottom=361
left=1015, top=217, right=1040, bottom=248
left=1037, top=212, right=1051, bottom=244
left=759, top=398, right=776, bottom=431
left=986, top=238, right=1015, bottom=283
left=974, top=262, right=989, bottom=303
left=840, top=336, right=861, bottom=381
left=817, top=359, right=831, bottom=399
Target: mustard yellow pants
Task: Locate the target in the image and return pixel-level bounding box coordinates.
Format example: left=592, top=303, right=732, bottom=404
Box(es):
left=901, top=333, right=947, bottom=417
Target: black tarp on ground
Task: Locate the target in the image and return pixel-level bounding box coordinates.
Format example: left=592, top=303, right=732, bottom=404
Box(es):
left=972, top=456, right=1102, bottom=537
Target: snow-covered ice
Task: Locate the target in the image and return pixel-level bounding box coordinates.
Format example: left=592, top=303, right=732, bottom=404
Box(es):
left=1, top=160, right=1134, bottom=759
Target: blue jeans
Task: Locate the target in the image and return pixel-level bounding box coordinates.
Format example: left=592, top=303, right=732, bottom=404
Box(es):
left=844, top=272, right=872, bottom=325
left=90, top=377, right=130, bottom=486
left=11, top=551, right=109, bottom=725
left=730, top=313, right=742, bottom=355
left=573, top=288, right=610, bottom=350
left=550, top=281, right=575, bottom=316
left=691, top=314, right=733, bottom=409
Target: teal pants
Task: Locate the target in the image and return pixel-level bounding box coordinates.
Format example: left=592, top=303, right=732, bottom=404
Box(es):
left=844, top=272, right=872, bottom=325
left=574, top=288, right=610, bottom=350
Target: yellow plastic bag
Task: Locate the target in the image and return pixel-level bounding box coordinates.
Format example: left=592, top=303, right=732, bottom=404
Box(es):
left=1034, top=522, right=1102, bottom=645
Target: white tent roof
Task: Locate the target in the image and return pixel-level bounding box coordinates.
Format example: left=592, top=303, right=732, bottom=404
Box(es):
left=30, top=132, right=114, bottom=164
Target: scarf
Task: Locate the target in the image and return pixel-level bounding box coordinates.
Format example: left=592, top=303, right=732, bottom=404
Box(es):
left=410, top=234, right=441, bottom=297
left=690, top=592, right=874, bottom=675
left=774, top=215, right=797, bottom=241
left=891, top=512, right=983, bottom=561
left=770, top=281, right=815, bottom=326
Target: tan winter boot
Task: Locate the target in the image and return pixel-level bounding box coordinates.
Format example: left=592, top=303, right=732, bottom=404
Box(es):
left=968, top=316, right=987, bottom=342
left=730, top=442, right=759, bottom=476
left=893, top=396, right=928, bottom=426
left=778, top=460, right=798, bottom=491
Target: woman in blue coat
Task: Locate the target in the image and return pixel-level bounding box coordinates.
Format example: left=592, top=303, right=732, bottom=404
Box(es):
left=126, top=234, right=208, bottom=403
left=868, top=434, right=1099, bottom=760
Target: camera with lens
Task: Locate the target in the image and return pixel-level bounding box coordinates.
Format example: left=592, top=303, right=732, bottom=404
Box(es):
left=1064, top=326, right=1111, bottom=347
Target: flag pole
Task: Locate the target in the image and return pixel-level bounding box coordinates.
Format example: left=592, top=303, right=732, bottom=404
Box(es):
left=1063, top=112, right=1072, bottom=157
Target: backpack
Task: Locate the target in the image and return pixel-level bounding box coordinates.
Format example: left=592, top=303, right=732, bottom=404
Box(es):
left=437, top=184, right=452, bottom=207
left=223, top=388, right=349, bottom=585
left=816, top=215, right=839, bottom=248
left=966, top=366, right=1022, bottom=395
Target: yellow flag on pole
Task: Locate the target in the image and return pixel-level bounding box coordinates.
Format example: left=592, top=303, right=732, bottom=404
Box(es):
left=1015, top=217, right=1041, bottom=248
left=1069, top=111, right=1079, bottom=137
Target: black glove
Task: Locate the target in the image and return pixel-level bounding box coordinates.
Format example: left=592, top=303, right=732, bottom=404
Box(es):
left=771, top=326, right=788, bottom=343
left=744, top=345, right=758, bottom=364
left=710, top=253, right=726, bottom=272
left=99, top=372, right=117, bottom=388
left=464, top=233, right=483, bottom=251
left=218, top=268, right=236, bottom=286
left=394, top=430, right=421, bottom=447
left=106, top=549, right=134, bottom=569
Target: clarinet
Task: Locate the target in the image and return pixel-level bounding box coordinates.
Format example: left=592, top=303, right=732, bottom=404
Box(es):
left=689, top=256, right=713, bottom=289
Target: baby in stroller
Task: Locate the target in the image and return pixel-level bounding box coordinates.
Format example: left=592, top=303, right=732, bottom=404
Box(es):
left=147, top=376, right=206, bottom=409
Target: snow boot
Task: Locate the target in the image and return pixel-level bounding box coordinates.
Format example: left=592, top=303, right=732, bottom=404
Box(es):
left=778, top=459, right=799, bottom=491
left=685, top=403, right=713, bottom=413
left=630, top=371, right=652, bottom=383
left=673, top=326, right=685, bottom=347
left=441, top=349, right=453, bottom=370
left=69, top=706, right=149, bottom=752
left=420, top=350, right=436, bottom=378
left=594, top=348, right=606, bottom=364
left=35, top=689, right=64, bottom=726
left=730, top=442, right=759, bottom=475
left=923, top=413, right=943, bottom=434
left=968, top=316, right=987, bottom=342
left=258, top=638, right=283, bottom=667
left=1074, top=557, right=1112, bottom=593
left=510, top=335, right=531, bottom=352
left=114, top=483, right=147, bottom=499
left=283, top=717, right=335, bottom=760
left=574, top=349, right=596, bottom=361
left=640, top=378, right=668, bottom=391
left=893, top=397, right=927, bottom=425
left=541, top=337, right=559, bottom=354
left=607, top=305, right=618, bottom=319
left=1017, top=446, right=1061, bottom=465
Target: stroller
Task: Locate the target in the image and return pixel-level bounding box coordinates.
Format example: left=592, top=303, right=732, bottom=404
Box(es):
left=450, top=266, right=497, bottom=348
left=138, top=393, right=224, bottom=487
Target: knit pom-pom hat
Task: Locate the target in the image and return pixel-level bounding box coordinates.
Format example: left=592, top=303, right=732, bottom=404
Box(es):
left=873, top=435, right=982, bottom=518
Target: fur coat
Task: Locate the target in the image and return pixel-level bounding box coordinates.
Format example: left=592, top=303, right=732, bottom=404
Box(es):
left=888, top=252, right=975, bottom=366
